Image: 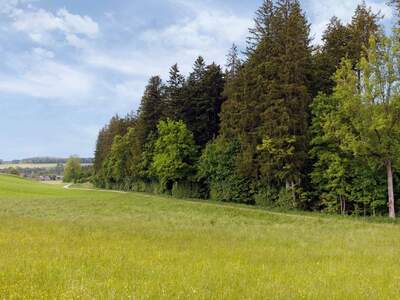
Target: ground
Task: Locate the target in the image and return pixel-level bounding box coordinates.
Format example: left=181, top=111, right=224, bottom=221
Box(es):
left=0, top=174, right=399, bottom=299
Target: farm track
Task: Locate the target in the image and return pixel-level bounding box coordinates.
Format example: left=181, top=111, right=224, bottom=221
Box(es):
left=63, top=183, right=127, bottom=194
left=62, top=181, right=390, bottom=226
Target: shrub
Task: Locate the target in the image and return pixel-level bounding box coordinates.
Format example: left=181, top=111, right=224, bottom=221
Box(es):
left=198, top=138, right=254, bottom=204
left=171, top=181, right=202, bottom=199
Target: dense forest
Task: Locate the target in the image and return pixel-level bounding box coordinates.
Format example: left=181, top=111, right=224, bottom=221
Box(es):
left=93, top=0, right=400, bottom=218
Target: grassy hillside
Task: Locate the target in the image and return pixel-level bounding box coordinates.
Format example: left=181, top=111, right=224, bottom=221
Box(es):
left=0, top=175, right=399, bottom=299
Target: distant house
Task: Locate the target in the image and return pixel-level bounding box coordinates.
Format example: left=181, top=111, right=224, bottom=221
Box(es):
left=39, top=176, right=51, bottom=181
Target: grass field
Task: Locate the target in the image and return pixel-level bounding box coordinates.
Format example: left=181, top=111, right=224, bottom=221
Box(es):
left=0, top=174, right=399, bottom=299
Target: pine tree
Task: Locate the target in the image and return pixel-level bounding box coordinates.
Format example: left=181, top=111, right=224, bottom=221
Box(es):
left=348, top=2, right=381, bottom=66
left=136, top=76, right=165, bottom=147
left=259, top=0, right=313, bottom=193
left=312, top=17, right=351, bottom=95
left=93, top=114, right=136, bottom=174
left=225, top=44, right=242, bottom=79
left=246, top=0, right=274, bottom=55
left=165, top=64, right=185, bottom=120
left=188, top=56, right=206, bottom=82
left=221, top=0, right=313, bottom=204
left=184, top=58, right=225, bottom=147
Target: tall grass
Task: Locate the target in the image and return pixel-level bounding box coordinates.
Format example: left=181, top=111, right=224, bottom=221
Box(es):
left=0, top=174, right=399, bottom=299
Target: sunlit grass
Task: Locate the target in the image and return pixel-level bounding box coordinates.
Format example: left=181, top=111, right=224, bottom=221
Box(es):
left=0, top=174, right=399, bottom=299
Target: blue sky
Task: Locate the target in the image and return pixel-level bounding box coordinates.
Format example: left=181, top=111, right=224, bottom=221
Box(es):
left=0, top=0, right=394, bottom=160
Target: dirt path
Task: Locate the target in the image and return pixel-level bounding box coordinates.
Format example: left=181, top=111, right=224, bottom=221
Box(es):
left=63, top=183, right=127, bottom=194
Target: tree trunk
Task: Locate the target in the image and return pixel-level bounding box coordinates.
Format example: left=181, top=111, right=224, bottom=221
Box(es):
left=291, top=181, right=296, bottom=205
left=386, top=160, right=396, bottom=219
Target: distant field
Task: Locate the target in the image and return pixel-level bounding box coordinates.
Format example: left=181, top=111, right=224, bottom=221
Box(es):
left=0, top=163, right=59, bottom=169
left=0, top=163, right=92, bottom=169
left=0, top=174, right=399, bottom=299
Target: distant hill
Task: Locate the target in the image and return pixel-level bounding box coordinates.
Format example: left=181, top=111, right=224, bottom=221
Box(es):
left=0, top=157, right=93, bottom=164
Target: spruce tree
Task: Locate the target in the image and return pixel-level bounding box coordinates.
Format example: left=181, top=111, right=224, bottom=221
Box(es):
left=184, top=58, right=225, bottom=147
left=225, top=44, right=242, bottom=79
left=246, top=0, right=274, bottom=55
left=165, top=64, right=185, bottom=120
left=313, top=17, right=351, bottom=95
left=136, top=76, right=165, bottom=147
left=221, top=0, right=313, bottom=204
left=260, top=0, right=312, bottom=199
left=348, top=2, right=381, bottom=65
left=93, top=114, right=136, bottom=174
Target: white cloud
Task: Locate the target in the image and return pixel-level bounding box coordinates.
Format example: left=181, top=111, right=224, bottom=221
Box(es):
left=2, top=2, right=99, bottom=48
left=65, top=33, right=89, bottom=49
left=141, top=2, right=250, bottom=59
left=307, top=0, right=393, bottom=44
left=32, top=47, right=54, bottom=59
left=85, top=50, right=169, bottom=76
left=0, top=58, right=94, bottom=104
left=57, top=8, right=99, bottom=38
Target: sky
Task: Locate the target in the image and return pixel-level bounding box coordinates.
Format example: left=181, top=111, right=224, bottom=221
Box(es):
left=0, top=0, right=394, bottom=160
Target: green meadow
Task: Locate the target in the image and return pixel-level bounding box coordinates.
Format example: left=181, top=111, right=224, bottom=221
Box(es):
left=0, top=174, right=399, bottom=299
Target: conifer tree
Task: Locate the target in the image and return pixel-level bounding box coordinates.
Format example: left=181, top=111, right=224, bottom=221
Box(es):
left=165, top=64, right=185, bottom=120
left=93, top=114, right=136, bottom=173
left=246, top=0, right=274, bottom=54
left=136, top=76, right=165, bottom=147
left=221, top=0, right=313, bottom=203
left=184, top=58, right=225, bottom=147
left=225, top=44, right=242, bottom=79
left=348, top=2, right=381, bottom=65
left=313, top=17, right=351, bottom=95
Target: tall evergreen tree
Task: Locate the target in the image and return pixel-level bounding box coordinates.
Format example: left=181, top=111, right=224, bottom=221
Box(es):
left=312, top=4, right=380, bottom=95
left=165, top=64, right=185, bottom=120
left=225, top=44, right=242, bottom=79
left=313, top=17, right=351, bottom=95
left=184, top=58, right=225, bottom=147
left=93, top=114, right=136, bottom=173
left=246, top=0, right=274, bottom=55
left=136, top=76, right=165, bottom=147
left=348, top=2, right=381, bottom=66
left=222, top=0, right=313, bottom=201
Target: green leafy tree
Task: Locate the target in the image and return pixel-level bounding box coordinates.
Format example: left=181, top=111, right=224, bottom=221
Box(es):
left=309, top=93, right=352, bottom=213
left=64, top=156, right=82, bottom=183
left=327, top=33, right=400, bottom=219
left=94, top=113, right=136, bottom=173
left=151, top=119, right=198, bottom=190
left=198, top=138, right=254, bottom=203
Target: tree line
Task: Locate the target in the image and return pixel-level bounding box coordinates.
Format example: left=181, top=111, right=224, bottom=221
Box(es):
left=93, top=0, right=400, bottom=218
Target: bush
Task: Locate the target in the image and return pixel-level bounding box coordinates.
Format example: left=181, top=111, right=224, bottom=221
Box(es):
left=198, top=138, right=254, bottom=204
left=255, top=186, right=279, bottom=207
left=275, top=188, right=296, bottom=209
left=171, top=181, right=202, bottom=199
left=210, top=176, right=254, bottom=204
